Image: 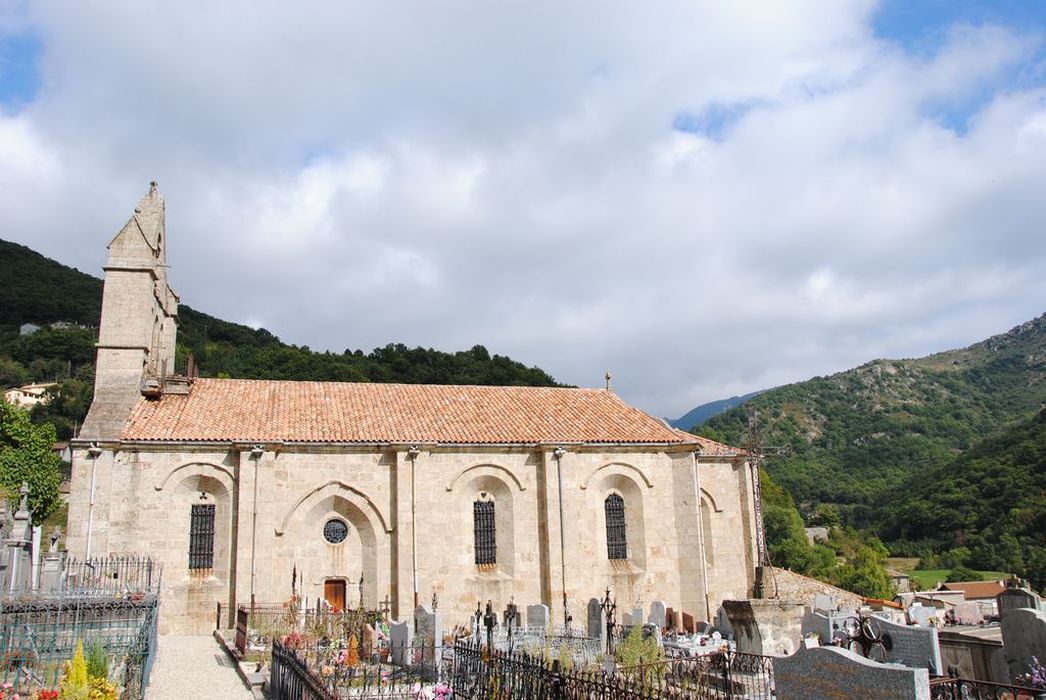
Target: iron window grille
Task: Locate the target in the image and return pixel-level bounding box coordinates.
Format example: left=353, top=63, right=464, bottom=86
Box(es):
left=474, top=499, right=496, bottom=566
left=189, top=503, right=215, bottom=570
left=605, top=494, right=627, bottom=560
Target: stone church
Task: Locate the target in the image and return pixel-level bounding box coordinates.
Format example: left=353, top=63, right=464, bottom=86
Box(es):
left=68, top=184, right=761, bottom=634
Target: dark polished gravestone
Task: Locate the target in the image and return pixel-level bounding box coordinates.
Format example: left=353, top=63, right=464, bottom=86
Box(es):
left=999, top=607, right=1046, bottom=685
left=587, top=598, right=606, bottom=645
left=997, top=587, right=1043, bottom=617
left=775, top=645, right=930, bottom=700
left=866, top=616, right=943, bottom=675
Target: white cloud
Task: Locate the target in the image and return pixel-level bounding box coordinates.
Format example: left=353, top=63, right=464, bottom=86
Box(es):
left=1, top=1, right=1044, bottom=418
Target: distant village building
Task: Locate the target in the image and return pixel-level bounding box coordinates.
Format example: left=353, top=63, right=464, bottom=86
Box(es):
left=3, top=382, right=59, bottom=409
left=940, top=580, right=1007, bottom=618
left=886, top=567, right=912, bottom=594
left=68, top=184, right=764, bottom=634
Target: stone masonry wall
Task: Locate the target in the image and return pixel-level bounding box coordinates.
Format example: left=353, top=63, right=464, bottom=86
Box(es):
left=67, top=443, right=758, bottom=634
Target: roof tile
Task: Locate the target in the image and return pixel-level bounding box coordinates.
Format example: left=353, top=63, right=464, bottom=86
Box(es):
left=120, top=378, right=718, bottom=447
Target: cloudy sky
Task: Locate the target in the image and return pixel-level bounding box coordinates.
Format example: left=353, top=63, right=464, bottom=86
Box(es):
left=1, top=1, right=1045, bottom=419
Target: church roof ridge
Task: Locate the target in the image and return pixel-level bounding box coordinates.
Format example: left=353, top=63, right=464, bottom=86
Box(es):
left=121, top=377, right=704, bottom=446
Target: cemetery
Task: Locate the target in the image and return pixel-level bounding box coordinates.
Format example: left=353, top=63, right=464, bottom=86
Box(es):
left=0, top=486, right=161, bottom=699
left=204, top=576, right=1046, bottom=700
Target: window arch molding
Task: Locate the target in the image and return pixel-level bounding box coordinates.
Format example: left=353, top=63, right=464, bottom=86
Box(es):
left=593, top=473, right=647, bottom=569
left=461, top=474, right=516, bottom=576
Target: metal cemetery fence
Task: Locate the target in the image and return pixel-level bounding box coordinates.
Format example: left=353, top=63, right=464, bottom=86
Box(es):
left=270, top=638, right=453, bottom=700
left=929, top=676, right=1043, bottom=699
left=60, top=556, right=161, bottom=597
left=450, top=639, right=776, bottom=700
left=232, top=602, right=388, bottom=658
left=0, top=558, right=161, bottom=699
left=618, top=650, right=775, bottom=699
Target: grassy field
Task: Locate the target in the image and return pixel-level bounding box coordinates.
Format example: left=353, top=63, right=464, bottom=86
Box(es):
left=904, top=569, right=1010, bottom=590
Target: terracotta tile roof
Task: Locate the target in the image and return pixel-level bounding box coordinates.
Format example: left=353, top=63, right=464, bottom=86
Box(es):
left=939, top=580, right=1006, bottom=600
left=120, top=378, right=706, bottom=446
left=691, top=434, right=744, bottom=457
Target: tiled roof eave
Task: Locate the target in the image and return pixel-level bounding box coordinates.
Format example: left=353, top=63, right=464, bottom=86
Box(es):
left=112, top=437, right=704, bottom=450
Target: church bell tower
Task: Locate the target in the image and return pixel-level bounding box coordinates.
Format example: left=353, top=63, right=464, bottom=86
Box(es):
left=79, top=182, right=179, bottom=440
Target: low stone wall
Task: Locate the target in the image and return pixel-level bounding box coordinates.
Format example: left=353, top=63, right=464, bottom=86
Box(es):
left=769, top=567, right=863, bottom=610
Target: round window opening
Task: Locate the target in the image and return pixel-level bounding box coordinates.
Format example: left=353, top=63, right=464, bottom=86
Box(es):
left=323, top=519, right=349, bottom=544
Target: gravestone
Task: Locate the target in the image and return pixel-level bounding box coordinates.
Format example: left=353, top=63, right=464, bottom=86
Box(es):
left=415, top=605, right=443, bottom=671
left=632, top=607, right=643, bottom=628
left=952, top=602, right=983, bottom=626
left=622, top=611, right=634, bottom=627
left=715, top=606, right=734, bottom=638
left=907, top=604, right=937, bottom=628
left=587, top=598, right=606, bottom=645
left=666, top=606, right=675, bottom=626
left=801, top=611, right=832, bottom=643
left=813, top=594, right=834, bottom=612
left=999, top=607, right=1046, bottom=684
left=527, top=603, right=549, bottom=632
left=997, top=587, right=1043, bottom=617
left=723, top=599, right=806, bottom=656
left=775, top=645, right=929, bottom=700
left=682, top=611, right=695, bottom=634
left=866, top=616, right=943, bottom=675
left=389, top=621, right=411, bottom=666
left=3, top=485, right=33, bottom=594
left=672, top=610, right=684, bottom=634
left=648, top=601, right=667, bottom=629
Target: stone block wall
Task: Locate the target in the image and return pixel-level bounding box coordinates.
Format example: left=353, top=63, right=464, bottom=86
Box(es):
left=68, top=441, right=758, bottom=634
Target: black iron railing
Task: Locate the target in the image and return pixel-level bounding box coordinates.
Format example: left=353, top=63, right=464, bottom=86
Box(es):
left=269, top=638, right=454, bottom=700
left=451, top=639, right=771, bottom=699
left=930, top=676, right=1044, bottom=699
left=270, top=640, right=337, bottom=700
left=618, top=649, right=775, bottom=698
left=0, top=594, right=159, bottom=698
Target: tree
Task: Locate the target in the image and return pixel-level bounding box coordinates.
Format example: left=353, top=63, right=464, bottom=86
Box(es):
left=0, top=399, right=62, bottom=524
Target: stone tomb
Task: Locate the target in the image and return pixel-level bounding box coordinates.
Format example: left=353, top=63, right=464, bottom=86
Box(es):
left=952, top=602, right=983, bottom=626
left=415, top=605, right=443, bottom=671
left=997, top=587, right=1043, bottom=617
left=907, top=604, right=938, bottom=628
left=527, top=603, right=549, bottom=632
left=648, top=601, right=667, bottom=629
left=866, top=616, right=943, bottom=675
left=723, top=599, right=806, bottom=657
left=999, top=607, right=1046, bottom=684
left=389, top=621, right=411, bottom=666
left=775, top=645, right=929, bottom=700
left=587, top=598, right=605, bottom=646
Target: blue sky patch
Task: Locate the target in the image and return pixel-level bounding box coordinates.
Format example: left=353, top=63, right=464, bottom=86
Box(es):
left=672, top=101, right=759, bottom=141
left=873, top=0, right=1046, bottom=54
left=0, top=29, right=42, bottom=110
left=873, top=0, right=1046, bottom=135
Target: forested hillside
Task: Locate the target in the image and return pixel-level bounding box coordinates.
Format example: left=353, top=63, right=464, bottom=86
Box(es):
left=697, top=314, right=1045, bottom=589
left=879, top=408, right=1046, bottom=590
left=1, top=238, right=560, bottom=438
left=698, top=315, right=1045, bottom=519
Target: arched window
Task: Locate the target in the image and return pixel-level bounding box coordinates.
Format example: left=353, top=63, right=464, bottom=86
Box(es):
left=474, top=499, right=496, bottom=565
left=189, top=503, right=215, bottom=570
left=605, top=494, right=627, bottom=560
left=700, top=499, right=714, bottom=566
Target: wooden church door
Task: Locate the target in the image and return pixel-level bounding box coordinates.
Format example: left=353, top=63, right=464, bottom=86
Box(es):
left=324, top=579, right=346, bottom=611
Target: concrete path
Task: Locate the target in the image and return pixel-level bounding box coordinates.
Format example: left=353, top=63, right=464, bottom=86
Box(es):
left=145, top=635, right=254, bottom=700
